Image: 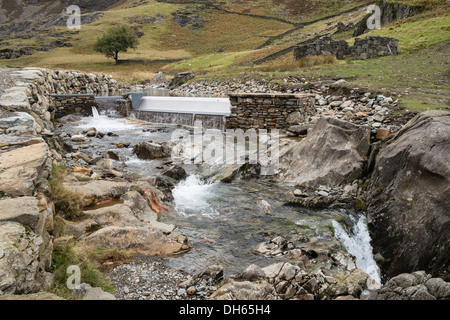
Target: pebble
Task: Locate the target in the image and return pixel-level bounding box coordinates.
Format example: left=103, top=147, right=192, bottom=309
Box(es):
left=108, top=256, right=211, bottom=300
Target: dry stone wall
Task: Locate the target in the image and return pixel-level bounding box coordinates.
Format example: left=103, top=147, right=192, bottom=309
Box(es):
left=0, top=67, right=118, bottom=295
left=226, top=93, right=316, bottom=130
left=294, top=35, right=399, bottom=61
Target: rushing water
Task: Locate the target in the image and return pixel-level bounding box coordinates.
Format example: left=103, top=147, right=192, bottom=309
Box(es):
left=60, top=109, right=381, bottom=278
left=332, top=216, right=382, bottom=284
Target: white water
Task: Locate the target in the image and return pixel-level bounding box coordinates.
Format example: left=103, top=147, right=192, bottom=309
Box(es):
left=172, top=175, right=219, bottom=219
left=332, top=215, right=382, bottom=285
left=76, top=107, right=137, bottom=132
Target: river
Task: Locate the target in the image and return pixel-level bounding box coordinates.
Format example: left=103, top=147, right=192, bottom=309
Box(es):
left=59, top=107, right=381, bottom=283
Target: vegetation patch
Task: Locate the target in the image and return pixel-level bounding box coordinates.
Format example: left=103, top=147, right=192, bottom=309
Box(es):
left=50, top=163, right=85, bottom=221
left=49, top=244, right=116, bottom=299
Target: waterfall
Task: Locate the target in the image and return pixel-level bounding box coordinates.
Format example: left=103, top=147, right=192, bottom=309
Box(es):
left=172, top=175, right=218, bottom=219
left=332, top=215, right=382, bottom=285
left=77, top=106, right=136, bottom=132
left=92, top=106, right=100, bottom=118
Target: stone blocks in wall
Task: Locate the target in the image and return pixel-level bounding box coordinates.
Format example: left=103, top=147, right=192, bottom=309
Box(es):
left=50, top=94, right=98, bottom=119
left=226, top=93, right=316, bottom=130
left=116, top=99, right=132, bottom=117
left=293, top=35, right=399, bottom=61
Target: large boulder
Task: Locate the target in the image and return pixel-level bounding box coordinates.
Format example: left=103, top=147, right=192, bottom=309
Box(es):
left=367, top=111, right=450, bottom=280
left=279, top=117, right=371, bottom=188
left=133, top=141, right=172, bottom=160
left=168, top=72, right=195, bottom=89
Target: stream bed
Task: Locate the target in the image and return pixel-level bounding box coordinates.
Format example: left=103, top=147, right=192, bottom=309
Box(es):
left=58, top=110, right=381, bottom=283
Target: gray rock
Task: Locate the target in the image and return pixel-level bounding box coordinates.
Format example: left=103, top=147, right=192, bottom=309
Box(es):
left=286, top=111, right=303, bottom=124
left=280, top=117, right=371, bottom=188
left=240, top=264, right=266, bottom=281
left=133, top=141, right=172, bottom=160
left=367, top=111, right=450, bottom=278
left=425, top=278, right=450, bottom=299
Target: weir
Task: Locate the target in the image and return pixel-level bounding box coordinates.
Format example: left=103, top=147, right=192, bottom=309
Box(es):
left=129, top=96, right=231, bottom=129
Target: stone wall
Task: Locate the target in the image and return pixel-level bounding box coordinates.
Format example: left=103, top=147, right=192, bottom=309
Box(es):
left=0, top=68, right=118, bottom=133
left=50, top=94, right=98, bottom=119
left=0, top=67, right=118, bottom=295
left=294, top=35, right=398, bottom=61
left=226, top=93, right=316, bottom=130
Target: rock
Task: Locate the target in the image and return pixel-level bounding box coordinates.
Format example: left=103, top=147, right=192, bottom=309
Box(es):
left=73, top=152, right=92, bottom=163
left=262, top=263, right=285, bottom=278
left=169, top=72, right=195, bottom=89
left=63, top=180, right=129, bottom=207
left=187, top=286, right=196, bottom=295
left=199, top=265, right=224, bottom=282
left=161, top=165, right=187, bottom=181
left=0, top=135, right=43, bottom=148
left=71, top=283, right=115, bottom=300
left=240, top=264, right=266, bottom=281
left=334, top=295, right=358, bottom=300
left=425, top=278, right=450, bottom=299
left=73, top=167, right=91, bottom=175
left=133, top=141, right=172, bottom=160
left=0, top=142, right=49, bottom=196
left=81, top=225, right=189, bottom=256
left=107, top=151, right=120, bottom=161
left=287, top=124, right=314, bottom=136
left=71, top=134, right=86, bottom=142
left=209, top=280, right=277, bottom=300
left=0, top=222, right=52, bottom=294
left=375, top=127, right=390, bottom=140
left=374, top=272, right=450, bottom=300
left=150, top=72, right=168, bottom=88
left=286, top=111, right=303, bottom=124
left=367, top=111, right=450, bottom=279
left=256, top=198, right=272, bottom=215
left=0, top=292, right=64, bottom=300
left=280, top=117, right=371, bottom=188
left=0, top=112, right=36, bottom=130
left=0, top=197, right=40, bottom=230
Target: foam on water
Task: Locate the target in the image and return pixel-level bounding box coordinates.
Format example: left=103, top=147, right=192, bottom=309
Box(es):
left=76, top=107, right=137, bottom=132
left=172, top=175, right=219, bottom=219
left=332, top=215, right=382, bottom=285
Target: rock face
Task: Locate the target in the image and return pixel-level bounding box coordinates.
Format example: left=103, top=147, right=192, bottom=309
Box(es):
left=0, top=222, right=52, bottom=294
left=280, top=117, right=371, bottom=188
left=367, top=111, right=450, bottom=280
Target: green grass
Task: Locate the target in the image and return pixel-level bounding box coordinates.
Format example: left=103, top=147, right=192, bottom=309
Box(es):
left=50, top=163, right=85, bottom=221
left=49, top=244, right=116, bottom=299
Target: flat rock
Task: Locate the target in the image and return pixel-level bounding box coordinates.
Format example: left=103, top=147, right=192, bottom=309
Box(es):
left=0, top=142, right=48, bottom=196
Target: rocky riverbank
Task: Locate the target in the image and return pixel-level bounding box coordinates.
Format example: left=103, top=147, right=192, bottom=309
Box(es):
left=0, top=67, right=449, bottom=301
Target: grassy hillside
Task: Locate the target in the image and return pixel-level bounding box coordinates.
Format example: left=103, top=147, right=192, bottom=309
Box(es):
left=0, top=0, right=448, bottom=112
left=0, top=0, right=373, bottom=81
